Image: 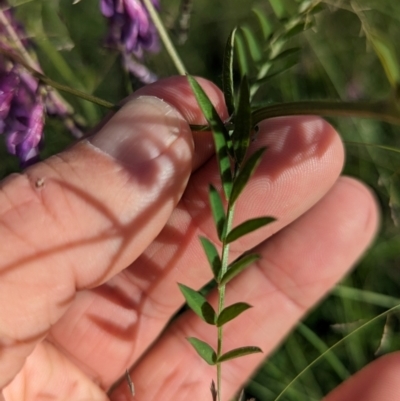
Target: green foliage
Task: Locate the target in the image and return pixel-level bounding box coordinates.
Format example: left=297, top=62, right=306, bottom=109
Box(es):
left=187, top=337, right=217, bottom=365
left=185, top=23, right=273, bottom=400
left=225, top=217, right=276, bottom=244
left=208, top=185, right=227, bottom=241
left=222, top=28, right=237, bottom=117
left=199, top=236, right=222, bottom=280
left=352, top=2, right=400, bottom=90
left=217, top=302, right=253, bottom=327
left=178, top=284, right=216, bottom=325
left=217, top=346, right=263, bottom=363
left=220, top=254, right=261, bottom=286
left=232, top=76, right=252, bottom=165
left=230, top=147, right=267, bottom=206
left=187, top=75, right=233, bottom=200
left=233, top=1, right=324, bottom=98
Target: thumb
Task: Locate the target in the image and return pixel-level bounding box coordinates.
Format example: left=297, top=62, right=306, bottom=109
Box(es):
left=0, top=94, right=193, bottom=388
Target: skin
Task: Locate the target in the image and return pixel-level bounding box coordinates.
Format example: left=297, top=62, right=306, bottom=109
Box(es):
left=0, top=76, right=398, bottom=401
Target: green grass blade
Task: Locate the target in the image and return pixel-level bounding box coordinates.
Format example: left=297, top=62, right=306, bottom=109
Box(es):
left=225, top=217, right=276, bottom=244
left=222, top=27, right=237, bottom=117
left=232, top=75, right=252, bottom=165
left=274, top=304, right=400, bottom=401
left=187, top=75, right=233, bottom=199
left=220, top=253, right=260, bottom=286
left=178, top=283, right=216, bottom=325
left=297, top=323, right=349, bottom=381
left=199, top=236, right=221, bottom=280
left=209, top=185, right=226, bottom=240
left=187, top=337, right=217, bottom=365
left=218, top=346, right=262, bottom=363
left=369, top=32, right=400, bottom=89
left=217, top=302, right=252, bottom=327
left=230, top=147, right=266, bottom=205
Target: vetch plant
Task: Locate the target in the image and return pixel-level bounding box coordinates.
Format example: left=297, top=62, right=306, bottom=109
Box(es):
left=179, top=70, right=275, bottom=400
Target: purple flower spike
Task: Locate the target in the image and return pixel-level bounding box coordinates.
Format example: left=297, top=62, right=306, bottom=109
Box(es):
left=100, top=0, right=160, bottom=83
left=101, top=0, right=160, bottom=56
left=6, top=95, right=45, bottom=166
left=0, top=69, right=19, bottom=120
left=1, top=3, right=84, bottom=166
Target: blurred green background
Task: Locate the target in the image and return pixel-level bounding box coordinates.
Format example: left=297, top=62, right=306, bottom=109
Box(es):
left=3, top=0, right=400, bottom=400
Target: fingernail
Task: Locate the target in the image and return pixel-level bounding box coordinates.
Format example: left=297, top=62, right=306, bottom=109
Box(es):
left=88, top=96, right=187, bottom=166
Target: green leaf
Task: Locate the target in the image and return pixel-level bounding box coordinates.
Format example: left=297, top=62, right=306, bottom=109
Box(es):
left=387, top=173, right=400, bottom=226
left=235, top=30, right=250, bottom=78
left=232, top=76, right=252, bottom=166
left=268, top=0, right=287, bottom=19
left=40, top=1, right=74, bottom=51
left=178, top=284, right=216, bottom=325
left=241, top=26, right=263, bottom=63
left=271, top=47, right=301, bottom=62
left=187, top=337, right=217, bottom=365
left=225, top=217, right=276, bottom=244
left=217, top=346, right=262, bottom=363
left=187, top=75, right=233, bottom=199
left=281, top=20, right=306, bottom=41
left=369, top=32, right=400, bottom=89
left=252, top=8, right=272, bottom=39
left=253, top=57, right=299, bottom=85
left=222, top=28, right=237, bottom=117
left=230, top=147, right=266, bottom=205
left=209, top=185, right=226, bottom=240
left=353, top=2, right=400, bottom=89
left=217, top=302, right=252, bottom=327
left=199, top=237, right=221, bottom=280
left=220, top=254, right=260, bottom=286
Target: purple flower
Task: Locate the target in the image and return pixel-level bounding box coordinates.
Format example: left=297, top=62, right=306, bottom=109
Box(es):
left=0, top=64, right=44, bottom=166
left=101, top=0, right=160, bottom=56
left=0, top=69, right=18, bottom=122
left=6, top=97, right=44, bottom=165
left=100, top=0, right=160, bottom=83
left=0, top=3, right=83, bottom=167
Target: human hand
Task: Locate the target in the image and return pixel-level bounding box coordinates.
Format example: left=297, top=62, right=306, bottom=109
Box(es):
left=0, top=76, right=397, bottom=401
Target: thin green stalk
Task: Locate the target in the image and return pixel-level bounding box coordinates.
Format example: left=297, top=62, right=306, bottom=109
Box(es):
left=273, top=304, right=400, bottom=401
left=189, top=99, right=400, bottom=131
left=251, top=100, right=400, bottom=126
left=216, top=201, right=236, bottom=401
left=0, top=8, right=36, bottom=70
left=0, top=47, right=117, bottom=110
left=142, top=0, right=187, bottom=75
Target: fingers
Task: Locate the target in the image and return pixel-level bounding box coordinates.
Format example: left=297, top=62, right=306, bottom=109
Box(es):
left=0, top=76, right=226, bottom=388
left=324, top=352, right=400, bottom=401
left=48, top=115, right=347, bottom=388
left=110, top=176, right=379, bottom=401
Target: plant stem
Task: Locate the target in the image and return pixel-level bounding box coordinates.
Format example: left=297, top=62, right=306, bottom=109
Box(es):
left=216, top=199, right=236, bottom=401
left=251, top=100, right=400, bottom=126
left=189, top=99, right=400, bottom=131
left=142, top=0, right=187, bottom=75
left=0, top=47, right=117, bottom=111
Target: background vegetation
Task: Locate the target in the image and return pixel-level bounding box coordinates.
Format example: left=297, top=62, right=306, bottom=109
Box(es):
left=2, top=0, right=400, bottom=399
